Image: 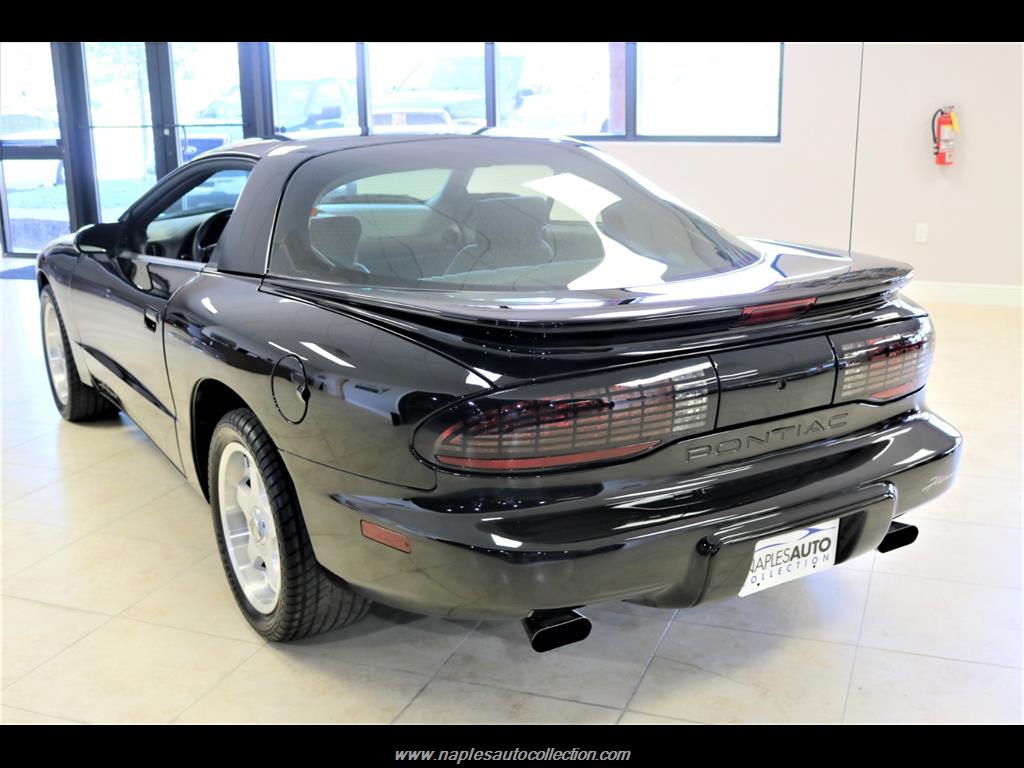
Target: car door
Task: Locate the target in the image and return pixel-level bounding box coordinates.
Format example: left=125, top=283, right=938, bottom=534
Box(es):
left=71, top=159, right=254, bottom=466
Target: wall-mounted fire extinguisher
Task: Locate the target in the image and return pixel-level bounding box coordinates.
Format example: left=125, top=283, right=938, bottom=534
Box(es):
left=932, top=106, right=959, bottom=166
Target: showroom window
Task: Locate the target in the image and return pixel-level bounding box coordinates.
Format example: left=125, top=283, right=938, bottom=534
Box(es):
left=83, top=42, right=158, bottom=223
left=637, top=42, right=783, bottom=138
left=269, top=42, right=360, bottom=136
left=0, top=42, right=70, bottom=254
left=170, top=43, right=246, bottom=164
left=366, top=42, right=487, bottom=132
left=495, top=43, right=627, bottom=136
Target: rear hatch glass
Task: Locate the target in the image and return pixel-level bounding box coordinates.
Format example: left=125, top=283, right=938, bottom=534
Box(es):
left=268, top=136, right=760, bottom=292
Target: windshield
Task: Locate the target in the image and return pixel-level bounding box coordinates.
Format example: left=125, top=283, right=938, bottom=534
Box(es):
left=269, top=137, right=760, bottom=292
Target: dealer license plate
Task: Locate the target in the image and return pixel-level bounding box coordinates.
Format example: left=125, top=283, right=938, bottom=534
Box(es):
left=739, top=518, right=839, bottom=597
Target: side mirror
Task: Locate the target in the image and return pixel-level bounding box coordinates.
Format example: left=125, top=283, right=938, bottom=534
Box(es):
left=319, top=105, right=342, bottom=120
left=74, top=222, right=122, bottom=254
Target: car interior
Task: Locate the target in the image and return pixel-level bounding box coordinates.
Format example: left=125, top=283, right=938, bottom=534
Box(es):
left=288, top=164, right=748, bottom=290
left=134, top=168, right=251, bottom=263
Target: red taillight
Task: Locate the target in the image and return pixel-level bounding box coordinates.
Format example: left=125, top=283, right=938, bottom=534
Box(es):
left=739, top=297, right=815, bottom=325
left=832, top=318, right=934, bottom=403
left=438, top=441, right=660, bottom=471
left=418, top=361, right=717, bottom=473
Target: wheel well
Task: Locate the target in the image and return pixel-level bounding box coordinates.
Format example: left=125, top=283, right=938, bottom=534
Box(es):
left=192, top=379, right=250, bottom=500
left=37, top=271, right=49, bottom=293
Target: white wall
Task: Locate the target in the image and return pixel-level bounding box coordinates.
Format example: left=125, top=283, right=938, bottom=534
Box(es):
left=600, top=42, right=1023, bottom=291
left=852, top=43, right=1022, bottom=288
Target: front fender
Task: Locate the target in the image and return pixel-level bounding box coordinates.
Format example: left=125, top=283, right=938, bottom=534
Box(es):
left=37, top=239, right=94, bottom=387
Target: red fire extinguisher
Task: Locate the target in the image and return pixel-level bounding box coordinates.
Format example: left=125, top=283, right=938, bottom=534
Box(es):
left=932, top=106, right=959, bottom=165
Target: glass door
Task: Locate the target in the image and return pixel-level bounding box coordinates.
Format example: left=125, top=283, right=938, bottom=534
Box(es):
left=0, top=42, right=71, bottom=254
left=170, top=43, right=245, bottom=164
left=83, top=42, right=157, bottom=223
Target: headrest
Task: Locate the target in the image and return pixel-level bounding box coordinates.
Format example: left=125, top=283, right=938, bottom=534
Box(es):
left=309, top=216, right=362, bottom=267
left=471, top=196, right=551, bottom=238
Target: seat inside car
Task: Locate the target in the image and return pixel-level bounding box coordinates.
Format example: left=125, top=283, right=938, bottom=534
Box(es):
left=308, top=215, right=365, bottom=271
left=445, top=195, right=555, bottom=277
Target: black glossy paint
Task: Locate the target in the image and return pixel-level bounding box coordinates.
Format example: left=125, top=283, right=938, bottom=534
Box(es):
left=35, top=134, right=963, bottom=622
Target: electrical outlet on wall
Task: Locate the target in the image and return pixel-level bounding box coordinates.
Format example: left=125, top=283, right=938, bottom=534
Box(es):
left=915, top=223, right=929, bottom=243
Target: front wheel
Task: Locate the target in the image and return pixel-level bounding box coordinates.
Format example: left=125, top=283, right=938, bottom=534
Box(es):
left=209, top=408, right=371, bottom=641
left=40, top=285, right=119, bottom=421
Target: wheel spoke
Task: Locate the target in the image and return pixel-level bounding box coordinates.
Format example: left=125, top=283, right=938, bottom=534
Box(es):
left=245, top=537, right=261, bottom=567
left=236, top=478, right=256, bottom=515
left=217, top=441, right=282, bottom=615
left=42, top=299, right=70, bottom=405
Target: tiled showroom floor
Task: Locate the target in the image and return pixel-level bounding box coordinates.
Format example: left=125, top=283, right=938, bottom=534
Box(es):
left=1, top=264, right=1021, bottom=724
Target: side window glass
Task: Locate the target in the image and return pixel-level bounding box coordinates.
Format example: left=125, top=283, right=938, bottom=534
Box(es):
left=141, top=167, right=252, bottom=257
left=155, top=168, right=251, bottom=221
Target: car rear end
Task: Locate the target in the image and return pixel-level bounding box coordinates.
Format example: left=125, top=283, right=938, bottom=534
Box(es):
left=262, top=135, right=962, bottom=633
left=329, top=290, right=959, bottom=621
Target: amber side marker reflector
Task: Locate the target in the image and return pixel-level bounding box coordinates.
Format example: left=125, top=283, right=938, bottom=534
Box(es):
left=739, top=297, right=816, bottom=324
left=360, top=520, right=411, bottom=553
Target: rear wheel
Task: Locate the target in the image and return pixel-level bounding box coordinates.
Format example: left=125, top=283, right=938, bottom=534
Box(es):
left=209, top=408, right=371, bottom=640
left=40, top=285, right=119, bottom=421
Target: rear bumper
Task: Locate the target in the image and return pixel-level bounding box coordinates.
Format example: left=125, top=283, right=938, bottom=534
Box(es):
left=289, top=403, right=961, bottom=619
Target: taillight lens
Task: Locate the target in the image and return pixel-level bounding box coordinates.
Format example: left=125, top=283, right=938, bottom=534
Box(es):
left=416, top=360, right=717, bottom=473
left=831, top=318, right=934, bottom=403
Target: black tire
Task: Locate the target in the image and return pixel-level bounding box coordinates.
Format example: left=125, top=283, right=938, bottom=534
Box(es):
left=39, top=284, right=120, bottom=421
left=209, top=408, right=371, bottom=641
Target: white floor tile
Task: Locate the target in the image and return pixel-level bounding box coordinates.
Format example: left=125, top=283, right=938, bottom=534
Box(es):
left=630, top=623, right=856, bottom=724
left=2, top=618, right=258, bottom=723
left=396, top=680, right=620, bottom=725
left=2, top=532, right=209, bottom=615
left=438, top=611, right=671, bottom=708
left=177, top=644, right=428, bottom=724
left=873, top=516, right=1022, bottom=588
left=1, top=597, right=108, bottom=688
left=861, top=572, right=1022, bottom=668
left=845, top=647, right=1023, bottom=723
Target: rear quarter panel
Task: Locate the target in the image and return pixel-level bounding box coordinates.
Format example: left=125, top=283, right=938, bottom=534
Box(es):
left=163, top=271, right=483, bottom=493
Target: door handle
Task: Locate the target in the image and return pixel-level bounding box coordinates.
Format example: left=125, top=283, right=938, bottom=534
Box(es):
left=144, top=306, right=160, bottom=331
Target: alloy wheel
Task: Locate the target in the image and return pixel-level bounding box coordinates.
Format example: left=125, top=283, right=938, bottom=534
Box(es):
left=217, top=442, right=281, bottom=614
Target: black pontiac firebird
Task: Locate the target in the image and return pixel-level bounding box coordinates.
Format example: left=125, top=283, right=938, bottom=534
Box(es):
left=37, top=134, right=962, bottom=652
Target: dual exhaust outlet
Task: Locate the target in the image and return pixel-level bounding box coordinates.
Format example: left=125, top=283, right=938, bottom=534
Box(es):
left=519, top=522, right=918, bottom=653
left=521, top=609, right=592, bottom=653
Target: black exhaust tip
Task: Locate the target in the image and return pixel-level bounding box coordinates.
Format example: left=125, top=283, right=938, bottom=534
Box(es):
left=521, top=609, right=592, bottom=653
left=877, top=520, right=919, bottom=553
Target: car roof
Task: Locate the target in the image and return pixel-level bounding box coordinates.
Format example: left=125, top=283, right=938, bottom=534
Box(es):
left=200, top=130, right=585, bottom=161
